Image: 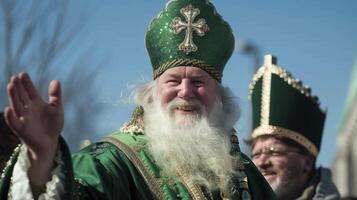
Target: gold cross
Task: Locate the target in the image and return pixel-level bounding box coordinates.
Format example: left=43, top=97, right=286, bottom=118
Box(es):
left=171, top=4, right=209, bottom=54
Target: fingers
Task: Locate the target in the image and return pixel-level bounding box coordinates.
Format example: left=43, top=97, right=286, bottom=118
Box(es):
left=48, top=80, right=62, bottom=107
left=7, top=76, right=26, bottom=116
left=4, top=106, right=23, bottom=133
left=14, top=74, right=31, bottom=104
left=19, top=72, right=39, bottom=100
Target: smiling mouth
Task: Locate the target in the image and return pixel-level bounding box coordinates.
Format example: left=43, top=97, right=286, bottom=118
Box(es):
left=261, top=171, right=276, bottom=177
left=176, top=105, right=197, bottom=112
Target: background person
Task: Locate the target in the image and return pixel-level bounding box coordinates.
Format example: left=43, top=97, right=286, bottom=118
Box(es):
left=248, top=54, right=340, bottom=200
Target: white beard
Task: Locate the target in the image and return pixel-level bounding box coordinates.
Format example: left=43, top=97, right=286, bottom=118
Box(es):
left=134, top=81, right=241, bottom=191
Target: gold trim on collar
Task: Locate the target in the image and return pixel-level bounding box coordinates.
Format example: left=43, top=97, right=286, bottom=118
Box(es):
left=176, top=167, right=208, bottom=200
left=252, top=125, right=318, bottom=157
left=102, top=137, right=165, bottom=200
left=120, top=106, right=145, bottom=135
left=104, top=136, right=211, bottom=200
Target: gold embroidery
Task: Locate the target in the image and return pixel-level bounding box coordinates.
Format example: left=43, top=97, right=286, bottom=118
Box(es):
left=252, top=125, right=318, bottom=156
left=120, top=106, right=145, bottom=135
left=102, top=137, right=165, bottom=200
left=261, top=64, right=272, bottom=126
left=176, top=167, right=208, bottom=200
left=104, top=132, right=250, bottom=199
left=248, top=54, right=324, bottom=113
left=171, top=4, right=209, bottom=54
left=0, top=144, right=21, bottom=180
left=6, top=145, right=21, bottom=200
left=153, top=58, right=221, bottom=81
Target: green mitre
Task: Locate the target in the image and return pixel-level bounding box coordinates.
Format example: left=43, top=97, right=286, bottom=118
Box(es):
left=145, top=0, right=235, bottom=82
left=249, top=54, right=326, bottom=157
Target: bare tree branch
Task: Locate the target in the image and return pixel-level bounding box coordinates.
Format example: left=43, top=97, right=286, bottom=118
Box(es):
left=0, top=0, right=104, bottom=150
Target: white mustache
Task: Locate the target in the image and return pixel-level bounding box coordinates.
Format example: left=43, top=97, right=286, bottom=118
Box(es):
left=167, top=99, right=204, bottom=113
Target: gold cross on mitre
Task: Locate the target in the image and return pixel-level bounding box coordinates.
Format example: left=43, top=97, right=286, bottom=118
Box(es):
left=170, top=4, right=209, bottom=54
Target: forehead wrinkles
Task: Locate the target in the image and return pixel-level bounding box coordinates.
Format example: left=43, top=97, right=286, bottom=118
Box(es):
left=253, top=137, right=288, bottom=149
left=188, top=68, right=212, bottom=79
left=161, top=67, right=212, bottom=79
left=252, top=140, right=289, bottom=153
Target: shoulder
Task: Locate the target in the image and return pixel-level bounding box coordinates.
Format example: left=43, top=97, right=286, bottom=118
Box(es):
left=318, top=167, right=333, bottom=179
left=71, top=132, right=153, bottom=199
left=72, top=131, right=148, bottom=171
left=74, top=141, right=116, bottom=159
left=313, top=167, right=340, bottom=199
left=72, top=136, right=124, bottom=168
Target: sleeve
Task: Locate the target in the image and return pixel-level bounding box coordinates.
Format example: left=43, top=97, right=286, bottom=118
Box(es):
left=10, top=145, right=65, bottom=200
left=0, top=145, right=21, bottom=200
left=71, top=142, right=132, bottom=200
left=0, top=137, right=141, bottom=200
left=0, top=137, right=73, bottom=200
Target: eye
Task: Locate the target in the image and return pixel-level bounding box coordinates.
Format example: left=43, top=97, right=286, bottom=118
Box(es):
left=166, top=79, right=180, bottom=86
left=192, top=80, right=204, bottom=87
left=270, top=149, right=285, bottom=157
left=251, top=152, right=261, bottom=159
left=270, top=151, right=281, bottom=156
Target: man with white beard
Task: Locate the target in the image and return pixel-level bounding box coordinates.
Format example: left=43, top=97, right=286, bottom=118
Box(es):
left=141, top=68, right=242, bottom=192
left=248, top=55, right=340, bottom=200
left=0, top=0, right=276, bottom=199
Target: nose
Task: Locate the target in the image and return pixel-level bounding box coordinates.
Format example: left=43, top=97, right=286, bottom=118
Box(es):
left=178, top=79, right=194, bottom=99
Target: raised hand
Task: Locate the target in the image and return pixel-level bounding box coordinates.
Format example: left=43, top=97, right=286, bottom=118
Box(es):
left=4, top=72, right=64, bottom=186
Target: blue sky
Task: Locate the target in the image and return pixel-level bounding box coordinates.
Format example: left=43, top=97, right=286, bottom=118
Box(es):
left=63, top=0, right=357, bottom=167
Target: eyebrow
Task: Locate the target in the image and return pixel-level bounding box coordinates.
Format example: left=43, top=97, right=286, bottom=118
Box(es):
left=189, top=74, right=205, bottom=79
left=164, top=73, right=206, bottom=79
left=163, top=73, right=181, bottom=79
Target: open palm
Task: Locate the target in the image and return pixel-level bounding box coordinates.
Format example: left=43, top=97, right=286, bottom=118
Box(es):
left=4, top=73, right=63, bottom=159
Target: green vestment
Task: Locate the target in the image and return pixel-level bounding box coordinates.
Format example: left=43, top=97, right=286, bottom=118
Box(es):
left=0, top=131, right=276, bottom=200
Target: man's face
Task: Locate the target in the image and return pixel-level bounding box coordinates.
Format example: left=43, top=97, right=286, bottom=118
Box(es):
left=251, top=137, right=310, bottom=198
left=156, top=66, right=218, bottom=117
left=145, top=67, right=238, bottom=191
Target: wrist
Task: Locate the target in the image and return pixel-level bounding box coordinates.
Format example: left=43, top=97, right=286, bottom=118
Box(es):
left=30, top=181, right=46, bottom=199
left=27, top=143, right=58, bottom=186
left=27, top=137, right=59, bottom=164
